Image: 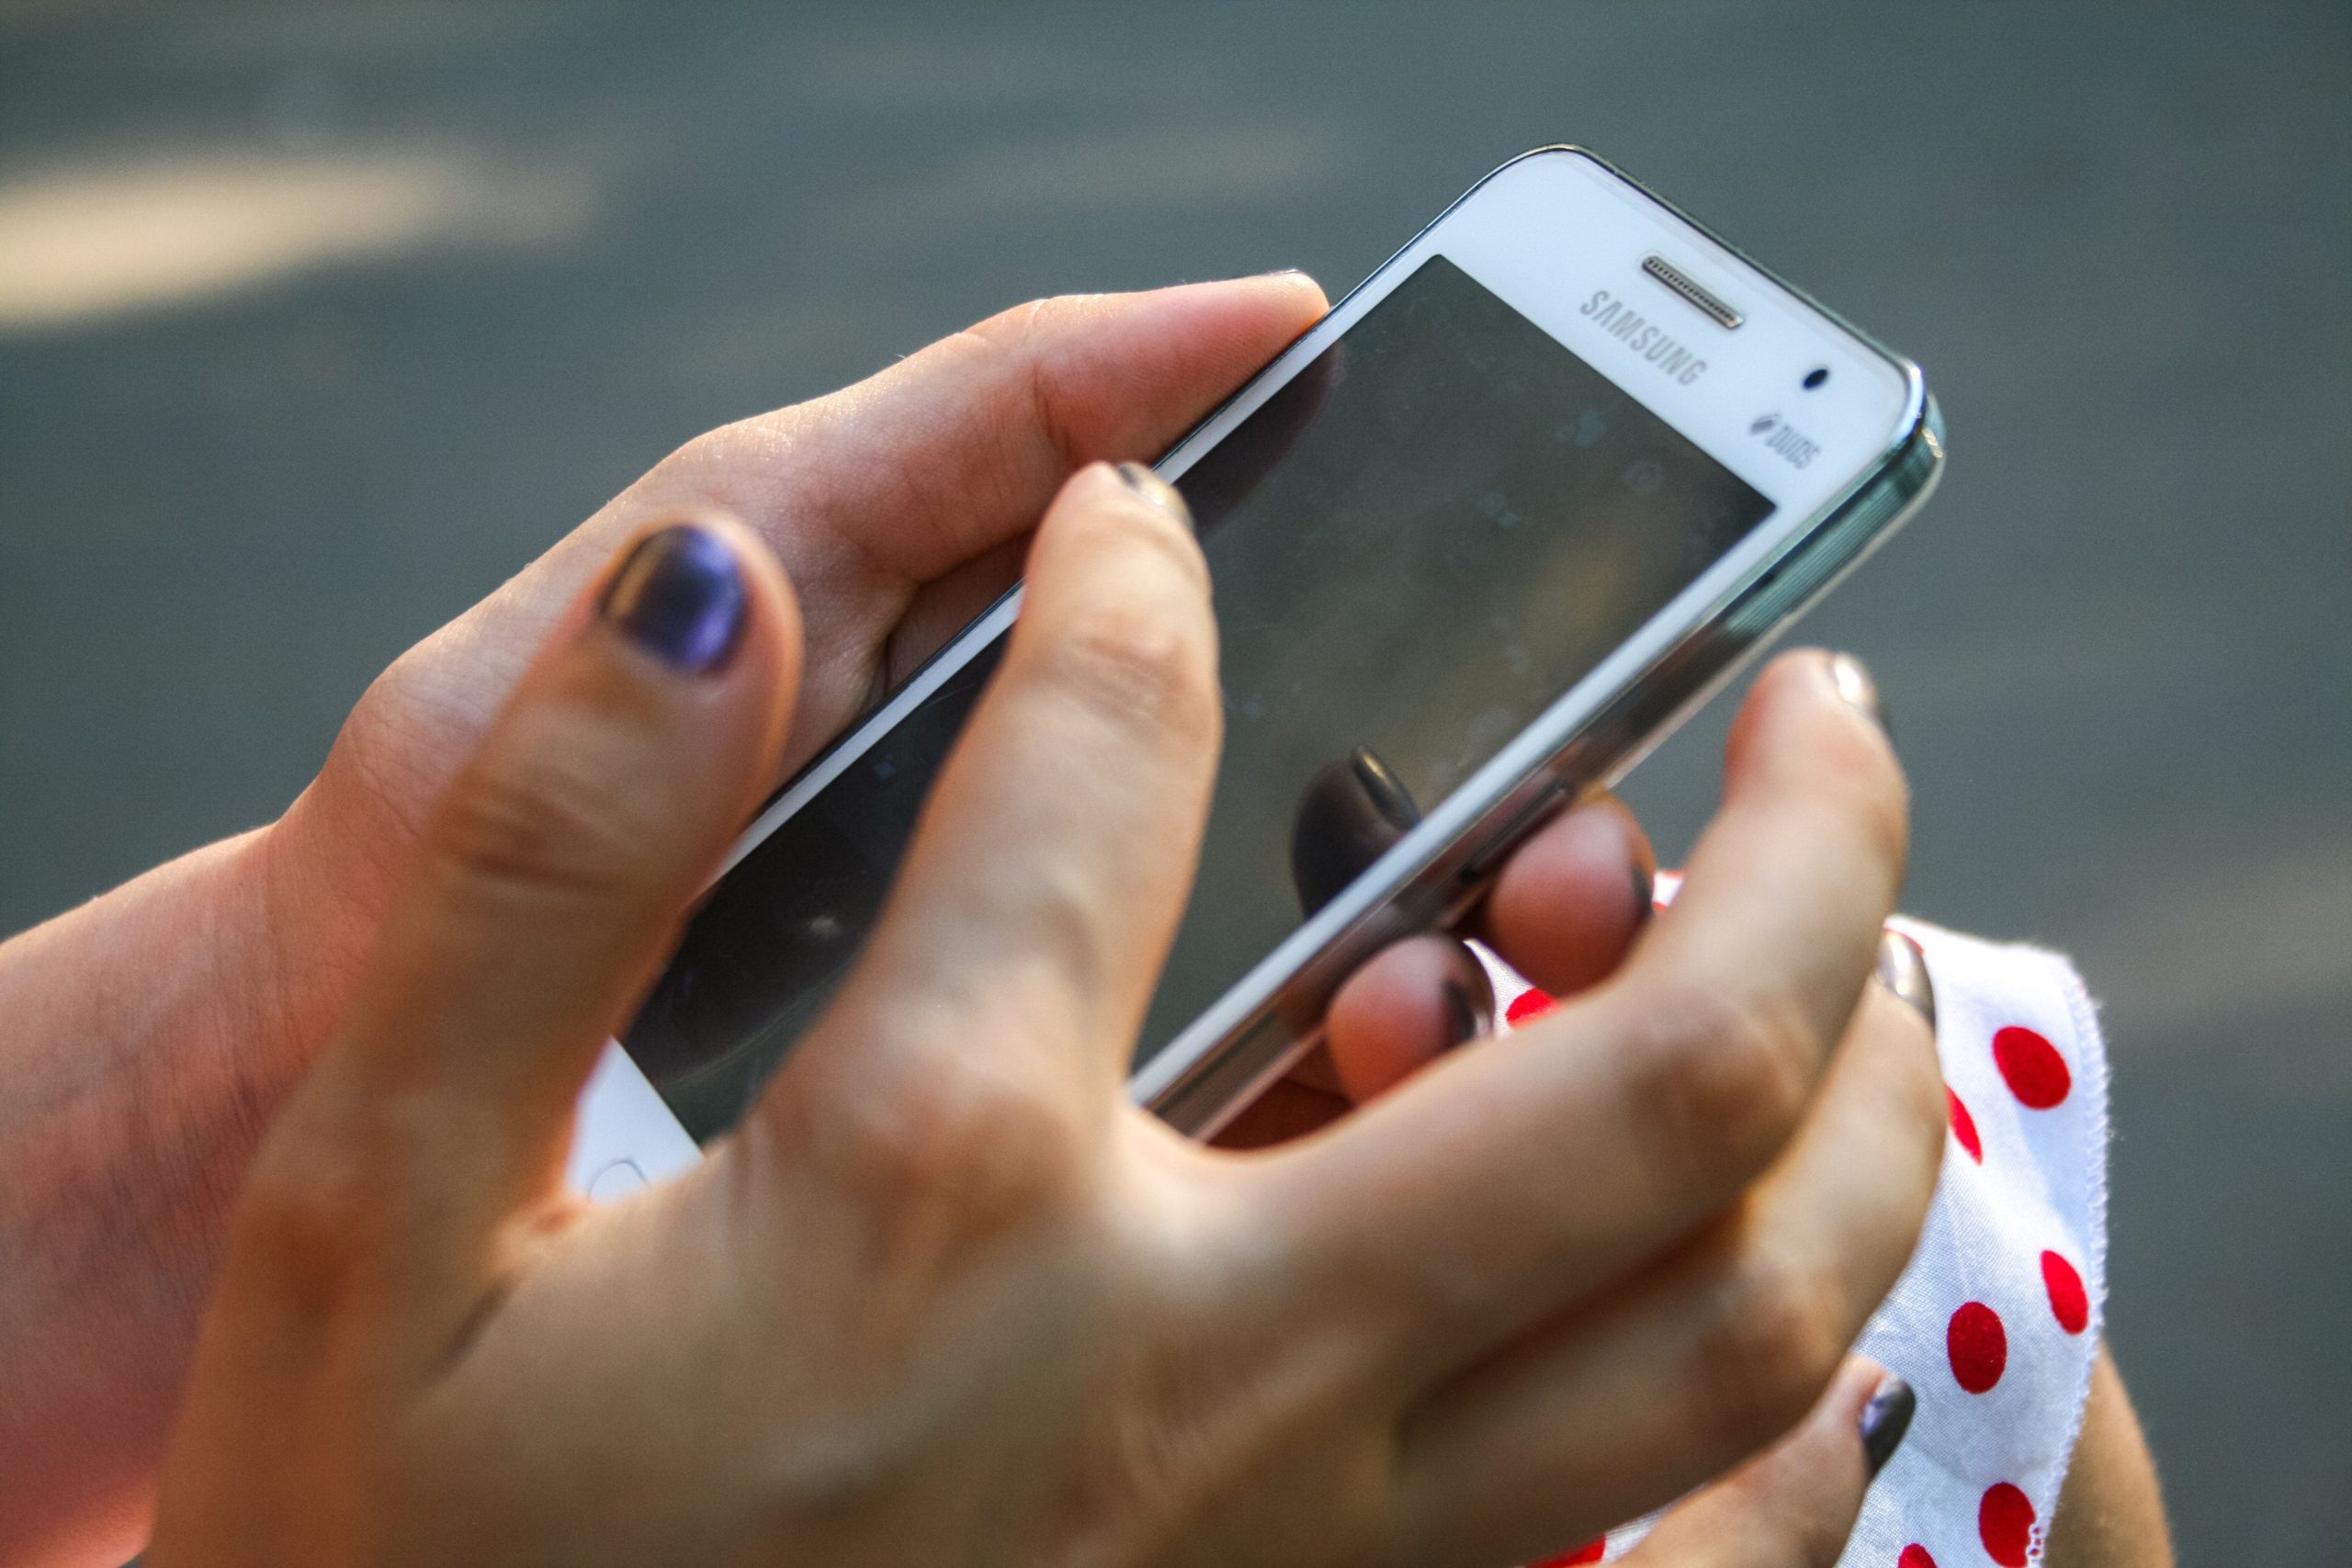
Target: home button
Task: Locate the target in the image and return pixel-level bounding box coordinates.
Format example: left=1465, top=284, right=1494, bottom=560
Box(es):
left=585, top=1158, right=650, bottom=1203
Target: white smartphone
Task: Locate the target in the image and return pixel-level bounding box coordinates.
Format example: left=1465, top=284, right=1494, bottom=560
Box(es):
left=567, top=146, right=1943, bottom=1200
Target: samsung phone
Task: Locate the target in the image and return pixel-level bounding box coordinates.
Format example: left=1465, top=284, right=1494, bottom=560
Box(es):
left=565, top=146, right=1944, bottom=1199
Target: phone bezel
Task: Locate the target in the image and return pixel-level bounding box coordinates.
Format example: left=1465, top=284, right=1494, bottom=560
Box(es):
left=566, top=146, right=1942, bottom=1184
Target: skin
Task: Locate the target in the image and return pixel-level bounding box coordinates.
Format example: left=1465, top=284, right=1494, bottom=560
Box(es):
left=1292, top=806, right=2176, bottom=1568
left=141, top=469, right=1941, bottom=1568
left=2047, top=1348, right=2177, bottom=1567
left=2, top=276, right=1348, bottom=1563
left=0, top=276, right=2164, bottom=1565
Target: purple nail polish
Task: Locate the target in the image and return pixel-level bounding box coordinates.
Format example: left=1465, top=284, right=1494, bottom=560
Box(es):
left=1860, top=1375, right=1916, bottom=1476
left=1115, top=461, right=1194, bottom=529
left=599, top=525, right=749, bottom=673
left=1288, top=748, right=1422, bottom=919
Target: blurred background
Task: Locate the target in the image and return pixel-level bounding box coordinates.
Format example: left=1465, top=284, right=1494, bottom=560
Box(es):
left=3, top=1, right=2346, bottom=1555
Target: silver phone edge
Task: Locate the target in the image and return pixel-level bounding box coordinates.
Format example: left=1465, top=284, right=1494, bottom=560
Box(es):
left=1139, top=397, right=1941, bottom=1137
left=1135, top=149, right=1946, bottom=1134
left=639, top=146, right=1944, bottom=1145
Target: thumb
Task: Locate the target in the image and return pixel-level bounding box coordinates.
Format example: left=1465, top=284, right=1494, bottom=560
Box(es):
left=253, top=515, right=797, bottom=1317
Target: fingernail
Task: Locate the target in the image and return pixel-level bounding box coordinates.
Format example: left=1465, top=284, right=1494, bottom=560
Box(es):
left=1442, top=981, right=1487, bottom=1049
left=599, top=524, right=750, bottom=674
left=1873, top=930, right=1937, bottom=1033
left=1828, top=651, right=1887, bottom=735
left=1114, top=461, right=1193, bottom=529
left=1859, top=1374, right=1917, bottom=1476
left=1288, top=749, right=1421, bottom=917
left=1349, top=747, right=1420, bottom=836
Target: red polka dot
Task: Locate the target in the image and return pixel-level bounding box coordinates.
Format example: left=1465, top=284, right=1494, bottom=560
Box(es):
left=1993, top=1025, right=2071, bottom=1109
left=1506, top=987, right=1556, bottom=1026
left=1979, top=1482, right=2036, bottom=1566
left=1534, top=1540, right=1605, bottom=1566
left=1946, top=1085, right=1983, bottom=1162
left=2041, top=1249, right=2089, bottom=1334
left=1947, top=1300, right=2008, bottom=1393
left=1898, top=1548, right=1939, bottom=1568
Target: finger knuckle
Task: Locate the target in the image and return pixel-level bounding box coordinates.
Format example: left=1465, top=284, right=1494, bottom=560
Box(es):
left=821, top=1044, right=1095, bottom=1241
left=1690, top=1247, right=1847, bottom=1449
left=1035, top=591, right=1217, bottom=751
left=665, top=412, right=773, bottom=474
left=999, top=864, right=1126, bottom=1004
left=1623, top=987, right=1817, bottom=1186
left=230, top=1136, right=379, bottom=1302
left=973, top=291, right=1096, bottom=350
left=662, top=424, right=728, bottom=475
left=432, top=705, right=663, bottom=907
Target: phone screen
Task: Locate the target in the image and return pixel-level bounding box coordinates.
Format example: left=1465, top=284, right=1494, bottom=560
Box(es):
left=625, top=254, right=1771, bottom=1141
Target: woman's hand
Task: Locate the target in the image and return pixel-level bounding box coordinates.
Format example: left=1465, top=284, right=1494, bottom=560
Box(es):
left=146, top=464, right=1941, bottom=1566
left=1597, top=1357, right=1917, bottom=1568
left=0, top=275, right=1328, bottom=1566
left=267, top=276, right=1336, bottom=1015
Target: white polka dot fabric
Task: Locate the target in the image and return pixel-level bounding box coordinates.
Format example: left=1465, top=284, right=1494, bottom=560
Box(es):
left=1490, top=886, right=2109, bottom=1568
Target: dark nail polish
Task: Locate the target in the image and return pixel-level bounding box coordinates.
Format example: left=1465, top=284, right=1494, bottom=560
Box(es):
left=1288, top=748, right=1422, bottom=918
left=1442, top=981, right=1487, bottom=1049
left=1859, top=1375, right=1916, bottom=1476
left=1349, top=748, right=1419, bottom=836
left=599, top=524, right=749, bottom=673
left=1873, top=930, right=1937, bottom=1034
left=1115, top=461, right=1193, bottom=528
left=1828, top=651, right=1888, bottom=737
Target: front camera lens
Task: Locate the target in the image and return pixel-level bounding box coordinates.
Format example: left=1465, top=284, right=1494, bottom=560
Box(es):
left=1803, top=367, right=1829, bottom=389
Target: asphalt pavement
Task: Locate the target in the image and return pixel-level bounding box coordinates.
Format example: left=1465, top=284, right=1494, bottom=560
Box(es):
left=4, top=3, right=2348, bottom=1557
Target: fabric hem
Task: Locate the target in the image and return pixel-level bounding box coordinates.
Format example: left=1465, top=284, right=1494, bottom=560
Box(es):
left=2030, top=953, right=2112, bottom=1563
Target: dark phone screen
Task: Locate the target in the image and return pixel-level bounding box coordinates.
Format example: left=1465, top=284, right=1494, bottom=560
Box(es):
left=625, top=256, right=1771, bottom=1141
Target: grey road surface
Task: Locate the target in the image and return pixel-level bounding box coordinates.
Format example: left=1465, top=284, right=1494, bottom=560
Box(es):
left=4, top=3, right=2347, bottom=1558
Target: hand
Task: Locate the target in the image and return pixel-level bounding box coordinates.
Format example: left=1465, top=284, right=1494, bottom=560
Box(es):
left=265, top=274, right=1335, bottom=1068
left=1263, top=800, right=2174, bottom=1568
left=147, top=463, right=1939, bottom=1566
left=2042, top=1347, right=2176, bottom=1568
left=0, top=275, right=1326, bottom=1565
left=1227, top=754, right=1668, bottom=1150
left=1589, top=1357, right=1917, bottom=1568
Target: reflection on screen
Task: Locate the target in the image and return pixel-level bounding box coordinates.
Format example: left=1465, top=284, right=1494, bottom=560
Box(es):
left=625, top=255, right=1770, bottom=1141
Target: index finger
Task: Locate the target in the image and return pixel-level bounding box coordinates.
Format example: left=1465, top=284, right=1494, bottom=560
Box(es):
left=542, top=279, right=1322, bottom=741
left=788, top=462, right=1222, bottom=1113
left=357, top=276, right=1328, bottom=826
left=1261, top=650, right=1906, bottom=1371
